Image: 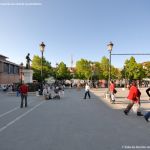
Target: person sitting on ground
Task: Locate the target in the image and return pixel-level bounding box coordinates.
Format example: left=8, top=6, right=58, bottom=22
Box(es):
left=53, top=86, right=60, bottom=99
left=43, top=85, right=52, bottom=100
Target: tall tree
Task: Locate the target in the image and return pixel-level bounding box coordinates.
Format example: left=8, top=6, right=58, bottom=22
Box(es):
left=91, top=62, right=101, bottom=80
left=75, top=59, right=92, bottom=79
left=55, top=62, right=70, bottom=80
left=99, top=56, right=109, bottom=80
left=124, top=56, right=145, bottom=81
left=143, top=61, right=150, bottom=78
left=31, top=55, right=53, bottom=82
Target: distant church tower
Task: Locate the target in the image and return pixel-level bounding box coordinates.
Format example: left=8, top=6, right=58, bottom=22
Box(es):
left=71, top=55, right=73, bottom=68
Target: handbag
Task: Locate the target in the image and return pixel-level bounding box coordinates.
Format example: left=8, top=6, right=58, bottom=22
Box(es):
left=113, top=89, right=117, bottom=94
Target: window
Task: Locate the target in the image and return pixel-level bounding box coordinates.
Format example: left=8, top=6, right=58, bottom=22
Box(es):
left=4, top=63, right=9, bottom=73
left=14, top=66, right=19, bottom=74
left=9, top=65, right=14, bottom=74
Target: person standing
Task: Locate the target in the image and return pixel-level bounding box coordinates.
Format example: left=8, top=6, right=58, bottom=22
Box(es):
left=109, top=81, right=116, bottom=104
left=16, top=84, right=20, bottom=97
left=124, top=81, right=143, bottom=116
left=84, top=83, right=90, bottom=99
left=19, top=82, right=29, bottom=108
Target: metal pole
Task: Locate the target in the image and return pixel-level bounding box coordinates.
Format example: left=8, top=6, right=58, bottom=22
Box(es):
left=108, top=50, right=111, bottom=90
left=41, top=51, right=43, bottom=82
left=124, top=66, right=126, bottom=87
left=41, top=51, right=43, bottom=95
left=21, top=70, right=22, bottom=84
left=110, top=50, right=111, bottom=82
left=20, top=64, right=23, bottom=84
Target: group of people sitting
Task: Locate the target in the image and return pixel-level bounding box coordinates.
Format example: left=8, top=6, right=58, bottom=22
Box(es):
left=42, top=84, right=64, bottom=100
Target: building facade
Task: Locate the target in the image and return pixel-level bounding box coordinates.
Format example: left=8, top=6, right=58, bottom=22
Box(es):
left=0, top=54, right=20, bottom=84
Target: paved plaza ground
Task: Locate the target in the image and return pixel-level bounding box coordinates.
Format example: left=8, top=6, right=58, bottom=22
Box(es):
left=0, top=88, right=150, bottom=150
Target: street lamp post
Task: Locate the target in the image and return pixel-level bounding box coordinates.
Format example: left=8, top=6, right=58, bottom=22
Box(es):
left=124, top=65, right=127, bottom=87
left=39, top=42, right=46, bottom=95
left=90, top=63, right=95, bottom=88
left=20, top=62, right=23, bottom=84
left=107, top=42, right=114, bottom=91
left=90, top=63, right=93, bottom=82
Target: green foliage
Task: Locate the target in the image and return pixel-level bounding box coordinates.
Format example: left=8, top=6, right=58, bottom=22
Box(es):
left=99, top=56, right=109, bottom=79
left=111, top=67, right=122, bottom=79
left=55, top=62, right=71, bottom=80
left=31, top=55, right=53, bottom=82
left=124, top=56, right=146, bottom=80
left=75, top=59, right=92, bottom=79
left=92, top=62, right=101, bottom=80
left=144, top=62, right=150, bottom=78
left=75, top=57, right=121, bottom=80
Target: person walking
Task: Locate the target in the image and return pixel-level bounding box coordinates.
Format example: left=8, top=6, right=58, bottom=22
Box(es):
left=124, top=81, right=143, bottom=116
left=146, top=87, right=150, bottom=100
left=84, top=83, right=91, bottom=99
left=109, top=81, right=116, bottom=104
left=19, top=82, right=29, bottom=108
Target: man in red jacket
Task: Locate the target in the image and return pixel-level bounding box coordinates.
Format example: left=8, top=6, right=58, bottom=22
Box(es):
left=109, top=80, right=116, bottom=104
left=124, top=81, right=143, bottom=116
left=19, top=83, right=29, bottom=108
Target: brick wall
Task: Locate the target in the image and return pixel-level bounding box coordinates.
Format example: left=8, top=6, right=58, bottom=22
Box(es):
left=0, top=73, right=19, bottom=84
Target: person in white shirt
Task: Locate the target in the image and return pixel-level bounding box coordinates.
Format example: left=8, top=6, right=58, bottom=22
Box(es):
left=84, top=83, right=91, bottom=99
left=43, top=85, right=52, bottom=100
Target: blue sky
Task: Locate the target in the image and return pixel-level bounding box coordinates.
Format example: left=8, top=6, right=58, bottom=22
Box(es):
left=0, top=0, right=150, bottom=68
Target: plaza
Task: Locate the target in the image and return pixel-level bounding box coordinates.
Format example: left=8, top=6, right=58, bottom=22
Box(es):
left=0, top=88, right=150, bottom=150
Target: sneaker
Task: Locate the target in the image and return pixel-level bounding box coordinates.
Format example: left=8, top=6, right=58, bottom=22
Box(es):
left=111, top=101, right=115, bottom=104
left=137, top=112, right=144, bottom=116
left=124, top=110, right=128, bottom=115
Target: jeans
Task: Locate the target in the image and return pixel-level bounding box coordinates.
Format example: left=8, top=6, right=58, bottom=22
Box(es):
left=124, top=100, right=141, bottom=114
left=16, top=91, right=20, bottom=96
left=84, top=91, right=90, bottom=99
left=21, top=94, right=27, bottom=107
left=144, top=111, right=150, bottom=119
left=110, top=92, right=115, bottom=101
